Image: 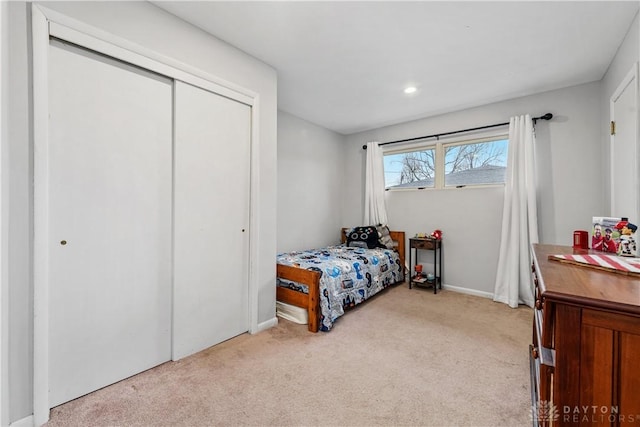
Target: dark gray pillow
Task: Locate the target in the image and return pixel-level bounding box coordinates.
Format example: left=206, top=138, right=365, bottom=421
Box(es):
left=346, top=226, right=380, bottom=249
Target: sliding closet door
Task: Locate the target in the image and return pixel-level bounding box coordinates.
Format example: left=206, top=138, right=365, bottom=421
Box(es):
left=173, top=81, right=251, bottom=359
left=48, top=39, right=173, bottom=407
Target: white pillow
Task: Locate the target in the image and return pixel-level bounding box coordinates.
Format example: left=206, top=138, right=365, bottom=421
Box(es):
left=376, top=224, right=395, bottom=249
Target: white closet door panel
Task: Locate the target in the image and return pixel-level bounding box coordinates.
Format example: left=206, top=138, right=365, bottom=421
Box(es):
left=173, top=81, right=250, bottom=359
left=611, top=72, right=638, bottom=220
left=48, top=40, right=172, bottom=407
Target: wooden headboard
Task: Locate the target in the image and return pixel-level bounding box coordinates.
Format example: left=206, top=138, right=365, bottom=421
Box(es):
left=341, top=227, right=406, bottom=272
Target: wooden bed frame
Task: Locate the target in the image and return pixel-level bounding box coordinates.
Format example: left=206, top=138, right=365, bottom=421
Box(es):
left=276, top=229, right=406, bottom=332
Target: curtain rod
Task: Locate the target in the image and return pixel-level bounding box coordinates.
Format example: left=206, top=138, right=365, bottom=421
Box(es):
left=362, top=113, right=553, bottom=149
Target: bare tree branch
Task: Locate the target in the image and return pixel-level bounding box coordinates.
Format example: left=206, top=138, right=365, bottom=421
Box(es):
left=396, top=141, right=506, bottom=184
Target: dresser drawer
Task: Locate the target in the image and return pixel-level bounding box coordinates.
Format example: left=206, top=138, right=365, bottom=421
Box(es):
left=534, top=308, right=555, bottom=367
left=411, top=239, right=437, bottom=250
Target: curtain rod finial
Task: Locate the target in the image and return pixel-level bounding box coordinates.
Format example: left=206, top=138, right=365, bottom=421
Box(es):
left=533, top=113, right=553, bottom=124
left=363, top=144, right=368, bottom=150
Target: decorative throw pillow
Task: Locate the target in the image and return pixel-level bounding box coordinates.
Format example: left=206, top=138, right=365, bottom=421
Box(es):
left=376, top=224, right=395, bottom=249
left=346, top=226, right=380, bottom=249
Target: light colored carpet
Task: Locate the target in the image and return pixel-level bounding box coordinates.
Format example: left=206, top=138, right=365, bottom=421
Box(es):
left=46, top=285, right=533, bottom=427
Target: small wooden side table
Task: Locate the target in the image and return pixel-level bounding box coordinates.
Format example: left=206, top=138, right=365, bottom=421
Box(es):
left=409, top=238, right=442, bottom=293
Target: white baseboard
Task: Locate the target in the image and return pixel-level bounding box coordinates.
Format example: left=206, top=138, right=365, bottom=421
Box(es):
left=10, top=414, right=34, bottom=427
left=255, top=316, right=278, bottom=333
left=442, top=284, right=493, bottom=299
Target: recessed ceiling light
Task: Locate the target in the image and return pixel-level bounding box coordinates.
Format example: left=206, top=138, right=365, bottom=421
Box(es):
left=404, top=86, right=417, bottom=94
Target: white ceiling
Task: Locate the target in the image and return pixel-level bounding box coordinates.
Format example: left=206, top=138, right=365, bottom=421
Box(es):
left=154, top=1, right=639, bottom=135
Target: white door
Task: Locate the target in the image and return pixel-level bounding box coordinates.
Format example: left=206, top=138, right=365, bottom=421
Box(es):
left=48, top=39, right=173, bottom=407
left=173, top=81, right=251, bottom=359
left=611, top=64, right=639, bottom=221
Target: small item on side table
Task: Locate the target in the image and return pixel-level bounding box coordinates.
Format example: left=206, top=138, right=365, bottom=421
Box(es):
left=549, top=253, right=640, bottom=277
left=591, top=217, right=622, bottom=253
left=413, top=275, right=427, bottom=284
left=414, top=264, right=423, bottom=280
left=573, top=230, right=589, bottom=249
left=615, top=221, right=638, bottom=257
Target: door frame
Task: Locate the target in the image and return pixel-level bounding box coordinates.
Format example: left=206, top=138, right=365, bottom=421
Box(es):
left=32, top=4, right=261, bottom=424
left=0, top=3, right=7, bottom=426
left=609, top=62, right=639, bottom=219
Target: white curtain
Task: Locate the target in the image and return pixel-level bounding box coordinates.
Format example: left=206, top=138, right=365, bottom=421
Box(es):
left=364, top=141, right=388, bottom=225
left=493, top=115, right=539, bottom=308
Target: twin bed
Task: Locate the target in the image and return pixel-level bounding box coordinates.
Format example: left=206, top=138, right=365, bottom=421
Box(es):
left=276, top=227, right=406, bottom=332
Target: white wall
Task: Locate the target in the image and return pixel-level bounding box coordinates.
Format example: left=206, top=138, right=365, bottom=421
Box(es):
left=5, top=1, right=277, bottom=423
left=277, top=111, right=346, bottom=252
left=343, top=82, right=603, bottom=296
left=0, top=2, right=9, bottom=426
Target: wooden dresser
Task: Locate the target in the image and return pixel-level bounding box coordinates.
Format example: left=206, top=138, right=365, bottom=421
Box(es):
left=531, top=244, right=640, bottom=427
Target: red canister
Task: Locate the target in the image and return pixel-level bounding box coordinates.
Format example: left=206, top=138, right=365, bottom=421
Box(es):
left=573, top=230, right=589, bottom=249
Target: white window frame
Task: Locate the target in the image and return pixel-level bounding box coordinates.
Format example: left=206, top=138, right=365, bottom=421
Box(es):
left=383, top=130, right=509, bottom=190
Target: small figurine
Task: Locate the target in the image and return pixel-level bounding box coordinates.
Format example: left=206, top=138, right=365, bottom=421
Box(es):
left=615, top=220, right=637, bottom=257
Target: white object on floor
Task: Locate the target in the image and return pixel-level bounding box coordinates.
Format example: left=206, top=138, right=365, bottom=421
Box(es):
left=276, top=301, right=308, bottom=325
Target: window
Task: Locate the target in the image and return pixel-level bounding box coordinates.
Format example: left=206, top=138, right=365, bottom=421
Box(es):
left=444, top=138, right=508, bottom=187
left=383, top=135, right=508, bottom=190
left=384, top=148, right=435, bottom=189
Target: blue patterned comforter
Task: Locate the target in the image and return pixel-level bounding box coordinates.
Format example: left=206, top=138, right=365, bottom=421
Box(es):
left=277, top=245, right=404, bottom=331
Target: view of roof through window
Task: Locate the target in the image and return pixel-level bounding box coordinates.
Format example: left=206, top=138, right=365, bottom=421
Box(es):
left=384, top=138, right=508, bottom=189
